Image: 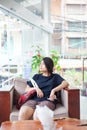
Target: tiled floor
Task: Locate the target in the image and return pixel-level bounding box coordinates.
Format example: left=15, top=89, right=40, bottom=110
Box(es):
left=80, top=95, right=87, bottom=119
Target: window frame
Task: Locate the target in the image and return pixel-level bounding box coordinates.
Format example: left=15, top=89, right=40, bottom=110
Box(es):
left=68, top=37, right=86, bottom=49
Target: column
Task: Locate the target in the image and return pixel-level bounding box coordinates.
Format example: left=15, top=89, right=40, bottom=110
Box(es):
left=41, top=0, right=51, bottom=56
left=61, top=0, right=65, bottom=58
left=41, top=0, right=50, bottom=23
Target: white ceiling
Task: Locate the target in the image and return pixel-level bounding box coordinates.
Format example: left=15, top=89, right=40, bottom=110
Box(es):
left=15, top=0, right=41, bottom=6
left=0, top=0, right=53, bottom=33
left=14, top=0, right=41, bottom=16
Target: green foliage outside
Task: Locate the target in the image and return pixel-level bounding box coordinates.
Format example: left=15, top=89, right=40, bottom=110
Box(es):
left=63, top=69, right=87, bottom=89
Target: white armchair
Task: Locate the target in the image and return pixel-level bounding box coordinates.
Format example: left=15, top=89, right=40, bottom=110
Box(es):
left=10, top=78, right=80, bottom=121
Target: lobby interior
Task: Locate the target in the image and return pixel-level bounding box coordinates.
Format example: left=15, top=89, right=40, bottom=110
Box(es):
left=0, top=0, right=87, bottom=126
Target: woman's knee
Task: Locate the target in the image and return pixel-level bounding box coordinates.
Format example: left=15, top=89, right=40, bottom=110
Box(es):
left=18, top=106, right=34, bottom=120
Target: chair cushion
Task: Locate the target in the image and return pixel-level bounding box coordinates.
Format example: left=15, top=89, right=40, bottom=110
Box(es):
left=10, top=106, right=19, bottom=121
left=56, top=91, right=62, bottom=104
left=10, top=104, right=68, bottom=121
left=13, top=78, right=27, bottom=105
left=13, top=90, right=20, bottom=105
left=54, top=104, right=68, bottom=118
left=14, top=78, right=27, bottom=94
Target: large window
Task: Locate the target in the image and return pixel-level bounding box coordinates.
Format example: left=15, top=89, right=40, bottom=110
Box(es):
left=68, top=21, right=87, bottom=32
left=67, top=4, right=86, bottom=15
left=68, top=38, right=86, bottom=49
left=0, top=7, right=49, bottom=86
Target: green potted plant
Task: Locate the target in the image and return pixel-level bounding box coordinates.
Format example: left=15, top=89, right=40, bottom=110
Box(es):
left=31, top=46, right=44, bottom=72
left=31, top=46, right=61, bottom=73
left=50, top=50, right=61, bottom=72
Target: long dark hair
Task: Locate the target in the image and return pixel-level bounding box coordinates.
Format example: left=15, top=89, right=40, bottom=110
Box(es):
left=42, top=57, right=54, bottom=74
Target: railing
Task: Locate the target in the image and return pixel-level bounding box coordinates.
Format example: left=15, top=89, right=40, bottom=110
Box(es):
left=0, top=74, right=19, bottom=88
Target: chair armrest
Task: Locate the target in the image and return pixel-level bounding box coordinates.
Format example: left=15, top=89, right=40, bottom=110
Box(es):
left=61, top=88, right=80, bottom=119
left=14, top=77, right=27, bottom=88
left=61, top=88, right=68, bottom=110
left=11, top=78, right=27, bottom=109
left=10, top=86, right=14, bottom=110
left=14, top=77, right=27, bottom=94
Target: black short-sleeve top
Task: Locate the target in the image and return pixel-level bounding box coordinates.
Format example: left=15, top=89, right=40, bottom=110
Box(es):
left=27, top=73, right=64, bottom=104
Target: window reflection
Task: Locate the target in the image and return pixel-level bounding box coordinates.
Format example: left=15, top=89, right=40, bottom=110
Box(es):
left=0, top=9, right=33, bottom=86
left=0, top=7, right=48, bottom=87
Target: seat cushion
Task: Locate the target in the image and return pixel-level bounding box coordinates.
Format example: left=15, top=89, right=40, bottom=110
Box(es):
left=13, top=78, right=27, bottom=105
left=10, top=104, right=68, bottom=121
left=10, top=106, right=19, bottom=121
left=54, top=104, right=68, bottom=118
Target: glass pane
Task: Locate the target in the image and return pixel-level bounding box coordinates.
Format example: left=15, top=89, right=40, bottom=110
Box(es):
left=69, top=38, right=86, bottom=49
left=0, top=7, right=49, bottom=87
left=68, top=22, right=86, bottom=32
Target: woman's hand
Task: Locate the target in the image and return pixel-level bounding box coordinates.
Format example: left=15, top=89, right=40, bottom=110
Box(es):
left=48, top=89, right=57, bottom=101
left=35, top=88, right=44, bottom=98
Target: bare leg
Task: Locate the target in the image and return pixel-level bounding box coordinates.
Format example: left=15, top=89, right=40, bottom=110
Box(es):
left=18, top=106, right=34, bottom=120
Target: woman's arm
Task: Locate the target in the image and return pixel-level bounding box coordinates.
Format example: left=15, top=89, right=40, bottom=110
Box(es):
left=25, top=85, right=44, bottom=98
left=25, top=84, right=44, bottom=98
left=35, top=87, right=44, bottom=98
left=53, top=80, right=69, bottom=92
left=49, top=80, right=69, bottom=101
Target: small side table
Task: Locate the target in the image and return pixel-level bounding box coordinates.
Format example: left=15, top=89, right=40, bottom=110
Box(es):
left=0, top=85, right=14, bottom=124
